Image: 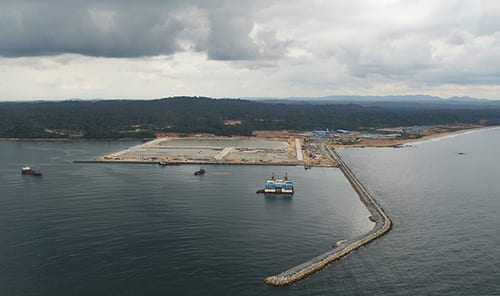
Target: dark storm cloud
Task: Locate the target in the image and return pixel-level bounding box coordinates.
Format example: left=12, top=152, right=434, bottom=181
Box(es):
left=205, top=15, right=259, bottom=60
left=0, top=0, right=286, bottom=60
left=2, top=0, right=500, bottom=100
left=0, top=1, right=177, bottom=57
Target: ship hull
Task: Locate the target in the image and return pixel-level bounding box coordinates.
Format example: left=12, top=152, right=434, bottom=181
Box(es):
left=194, top=169, right=206, bottom=176
left=21, top=171, right=42, bottom=176
left=264, top=189, right=294, bottom=194
left=21, top=166, right=43, bottom=176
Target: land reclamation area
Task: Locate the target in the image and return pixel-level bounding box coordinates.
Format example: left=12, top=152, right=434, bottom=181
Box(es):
left=76, top=124, right=488, bottom=167
left=90, top=136, right=337, bottom=167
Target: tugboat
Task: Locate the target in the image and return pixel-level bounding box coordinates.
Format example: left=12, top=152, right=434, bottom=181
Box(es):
left=21, top=166, right=43, bottom=176
left=256, top=173, right=294, bottom=195
left=194, top=168, right=206, bottom=176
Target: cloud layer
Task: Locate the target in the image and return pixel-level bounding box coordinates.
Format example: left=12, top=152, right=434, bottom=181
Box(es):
left=0, top=0, right=286, bottom=60
left=1, top=0, right=499, bottom=100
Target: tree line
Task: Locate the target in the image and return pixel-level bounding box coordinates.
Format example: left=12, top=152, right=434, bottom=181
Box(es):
left=0, top=97, right=499, bottom=139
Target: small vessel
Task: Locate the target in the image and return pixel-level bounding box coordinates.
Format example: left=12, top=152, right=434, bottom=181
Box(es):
left=194, top=168, right=206, bottom=176
left=21, top=166, right=43, bottom=176
left=257, top=173, right=294, bottom=195
left=159, top=161, right=181, bottom=166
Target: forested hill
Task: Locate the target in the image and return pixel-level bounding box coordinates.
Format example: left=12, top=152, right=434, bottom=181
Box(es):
left=1, top=97, right=500, bottom=139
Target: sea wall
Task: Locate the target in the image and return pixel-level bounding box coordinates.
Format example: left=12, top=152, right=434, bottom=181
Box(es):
left=73, top=160, right=299, bottom=166
left=264, top=146, right=392, bottom=286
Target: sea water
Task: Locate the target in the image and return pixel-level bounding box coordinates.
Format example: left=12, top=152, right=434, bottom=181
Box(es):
left=0, top=140, right=370, bottom=295
left=1, top=128, right=499, bottom=295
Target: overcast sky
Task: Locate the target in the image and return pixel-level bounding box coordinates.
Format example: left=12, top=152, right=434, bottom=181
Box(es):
left=1, top=0, right=499, bottom=100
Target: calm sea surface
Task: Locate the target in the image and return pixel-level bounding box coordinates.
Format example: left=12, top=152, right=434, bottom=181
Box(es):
left=1, top=129, right=499, bottom=295
left=0, top=140, right=371, bottom=296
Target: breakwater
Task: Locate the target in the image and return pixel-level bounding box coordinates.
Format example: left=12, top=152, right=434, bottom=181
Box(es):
left=264, top=146, right=392, bottom=286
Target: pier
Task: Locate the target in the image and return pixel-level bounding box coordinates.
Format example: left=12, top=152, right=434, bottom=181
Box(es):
left=214, top=147, right=234, bottom=160
left=295, top=139, right=303, bottom=161
left=264, top=146, right=392, bottom=286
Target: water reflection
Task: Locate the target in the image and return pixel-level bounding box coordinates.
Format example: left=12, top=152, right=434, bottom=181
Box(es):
left=263, top=195, right=293, bottom=208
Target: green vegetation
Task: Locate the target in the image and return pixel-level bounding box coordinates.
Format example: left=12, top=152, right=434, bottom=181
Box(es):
left=1, top=97, right=499, bottom=139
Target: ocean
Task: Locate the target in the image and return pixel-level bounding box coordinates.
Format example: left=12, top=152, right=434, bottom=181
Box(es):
left=1, top=128, right=499, bottom=295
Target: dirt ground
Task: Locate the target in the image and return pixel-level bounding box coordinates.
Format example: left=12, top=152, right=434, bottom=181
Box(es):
left=96, top=125, right=488, bottom=167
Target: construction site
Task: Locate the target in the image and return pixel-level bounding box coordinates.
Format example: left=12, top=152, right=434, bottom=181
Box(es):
left=90, top=135, right=337, bottom=167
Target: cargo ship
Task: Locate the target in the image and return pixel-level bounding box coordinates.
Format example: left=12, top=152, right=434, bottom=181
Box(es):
left=257, top=173, right=294, bottom=194
left=21, top=166, right=43, bottom=176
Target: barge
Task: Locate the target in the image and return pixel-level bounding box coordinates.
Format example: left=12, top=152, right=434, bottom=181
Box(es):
left=257, top=173, right=294, bottom=195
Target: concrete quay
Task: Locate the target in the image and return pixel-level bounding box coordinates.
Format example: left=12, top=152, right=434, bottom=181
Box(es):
left=264, top=146, right=392, bottom=286
left=73, top=159, right=299, bottom=166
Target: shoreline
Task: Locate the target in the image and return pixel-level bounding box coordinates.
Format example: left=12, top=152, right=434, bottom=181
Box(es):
left=73, top=160, right=300, bottom=166
left=402, top=125, right=500, bottom=146
left=85, top=136, right=338, bottom=167
left=0, top=138, right=148, bottom=142
left=264, top=146, right=392, bottom=286
left=333, top=125, right=498, bottom=148
left=2, top=125, right=497, bottom=145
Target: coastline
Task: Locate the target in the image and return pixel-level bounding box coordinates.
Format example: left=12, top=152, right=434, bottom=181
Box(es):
left=402, top=125, right=500, bottom=146
left=333, top=125, right=498, bottom=148
left=73, top=160, right=299, bottom=166
left=0, top=138, right=148, bottom=142
left=79, top=136, right=337, bottom=167
left=2, top=125, right=497, bottom=146
left=9, top=125, right=498, bottom=168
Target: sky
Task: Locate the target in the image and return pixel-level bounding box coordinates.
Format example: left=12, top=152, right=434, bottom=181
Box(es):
left=0, top=0, right=499, bottom=101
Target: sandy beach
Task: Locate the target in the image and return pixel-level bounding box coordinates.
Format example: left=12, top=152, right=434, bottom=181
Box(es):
left=332, top=125, right=496, bottom=148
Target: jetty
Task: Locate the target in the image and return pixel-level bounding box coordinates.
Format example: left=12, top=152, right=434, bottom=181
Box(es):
left=264, top=145, right=392, bottom=286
